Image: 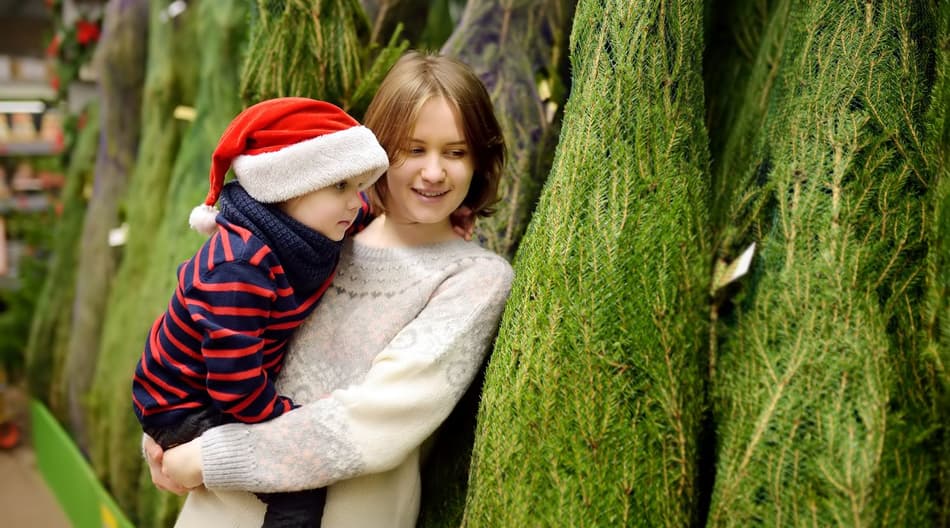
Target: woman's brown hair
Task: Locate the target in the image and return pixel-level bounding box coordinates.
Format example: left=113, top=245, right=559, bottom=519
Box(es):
left=362, top=51, right=506, bottom=217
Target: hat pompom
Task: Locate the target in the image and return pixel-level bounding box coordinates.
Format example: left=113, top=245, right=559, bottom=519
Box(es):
left=189, top=204, right=220, bottom=235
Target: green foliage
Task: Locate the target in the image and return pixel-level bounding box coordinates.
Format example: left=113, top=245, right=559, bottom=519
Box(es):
left=83, top=0, right=206, bottom=523
left=921, top=0, right=950, bottom=522
left=707, top=1, right=939, bottom=525
left=0, top=212, right=52, bottom=380
left=61, top=0, right=149, bottom=451
left=442, top=0, right=573, bottom=259
left=241, top=0, right=369, bottom=106
left=24, top=103, right=100, bottom=412
left=464, top=0, right=711, bottom=525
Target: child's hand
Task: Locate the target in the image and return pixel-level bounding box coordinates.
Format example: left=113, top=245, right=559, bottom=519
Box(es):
left=450, top=205, right=476, bottom=240
left=143, top=435, right=190, bottom=495
left=162, top=438, right=205, bottom=490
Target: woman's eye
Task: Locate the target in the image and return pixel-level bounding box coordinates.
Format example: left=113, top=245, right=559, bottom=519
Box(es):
left=448, top=150, right=467, bottom=158
left=409, top=147, right=425, bottom=155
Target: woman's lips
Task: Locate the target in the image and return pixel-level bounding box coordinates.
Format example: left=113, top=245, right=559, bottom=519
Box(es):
left=413, top=188, right=449, bottom=198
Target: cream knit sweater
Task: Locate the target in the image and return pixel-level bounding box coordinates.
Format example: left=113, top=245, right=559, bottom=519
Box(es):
left=174, top=237, right=513, bottom=528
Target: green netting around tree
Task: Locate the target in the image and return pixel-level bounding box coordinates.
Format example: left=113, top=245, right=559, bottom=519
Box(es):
left=707, top=1, right=940, bottom=525
left=463, top=0, right=711, bottom=525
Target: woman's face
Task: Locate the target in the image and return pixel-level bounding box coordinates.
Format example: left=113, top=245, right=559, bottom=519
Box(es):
left=382, top=97, right=474, bottom=229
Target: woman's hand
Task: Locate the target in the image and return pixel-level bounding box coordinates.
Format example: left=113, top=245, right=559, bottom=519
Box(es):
left=450, top=205, right=476, bottom=240
left=162, top=438, right=205, bottom=490
left=143, top=435, right=190, bottom=495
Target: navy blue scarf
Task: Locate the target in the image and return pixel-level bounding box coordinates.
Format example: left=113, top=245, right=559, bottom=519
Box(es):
left=218, top=182, right=341, bottom=296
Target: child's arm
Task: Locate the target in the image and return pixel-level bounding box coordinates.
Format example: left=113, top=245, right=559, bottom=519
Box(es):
left=185, top=261, right=295, bottom=424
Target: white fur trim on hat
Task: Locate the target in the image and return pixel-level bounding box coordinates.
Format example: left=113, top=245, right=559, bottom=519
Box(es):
left=232, top=125, right=389, bottom=203
left=189, top=204, right=219, bottom=235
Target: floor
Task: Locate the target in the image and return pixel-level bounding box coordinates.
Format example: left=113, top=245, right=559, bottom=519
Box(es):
left=0, top=383, right=71, bottom=527
left=0, top=442, right=71, bottom=527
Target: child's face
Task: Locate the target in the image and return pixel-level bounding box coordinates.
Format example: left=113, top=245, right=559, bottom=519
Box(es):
left=279, top=174, right=368, bottom=241
left=383, top=96, right=474, bottom=228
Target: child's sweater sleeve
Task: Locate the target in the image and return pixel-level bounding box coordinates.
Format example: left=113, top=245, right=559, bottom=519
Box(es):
left=199, top=257, right=514, bottom=492
left=186, top=261, right=294, bottom=423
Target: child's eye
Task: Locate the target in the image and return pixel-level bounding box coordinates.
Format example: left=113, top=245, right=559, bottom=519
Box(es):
left=409, top=146, right=425, bottom=155
left=335, top=181, right=348, bottom=191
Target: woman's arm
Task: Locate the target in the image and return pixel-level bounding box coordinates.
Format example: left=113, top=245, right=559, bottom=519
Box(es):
left=196, top=257, right=513, bottom=493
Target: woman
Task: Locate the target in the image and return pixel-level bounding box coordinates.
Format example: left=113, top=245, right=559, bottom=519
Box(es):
left=147, top=50, right=514, bottom=528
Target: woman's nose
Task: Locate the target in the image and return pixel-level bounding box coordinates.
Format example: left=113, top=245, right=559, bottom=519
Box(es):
left=420, top=157, right=446, bottom=182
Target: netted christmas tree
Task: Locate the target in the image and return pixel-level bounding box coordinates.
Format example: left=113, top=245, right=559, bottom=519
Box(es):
left=83, top=0, right=208, bottom=524
left=24, top=103, right=99, bottom=412
left=706, top=0, right=941, bottom=524
left=919, top=0, right=949, bottom=523
left=60, top=0, right=148, bottom=450
left=441, top=0, right=573, bottom=258
left=463, top=0, right=711, bottom=525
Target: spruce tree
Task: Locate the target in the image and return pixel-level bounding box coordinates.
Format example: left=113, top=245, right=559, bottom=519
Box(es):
left=441, top=0, right=574, bottom=258
left=121, top=2, right=248, bottom=523
left=707, top=1, right=938, bottom=524
left=83, top=0, right=204, bottom=523
left=60, top=0, right=148, bottom=450
left=463, top=0, right=710, bottom=525
left=920, top=0, right=949, bottom=522
left=23, top=103, right=99, bottom=411
left=240, top=0, right=369, bottom=106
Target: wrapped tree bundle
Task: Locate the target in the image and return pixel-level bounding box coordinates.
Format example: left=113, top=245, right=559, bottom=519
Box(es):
left=441, top=0, right=574, bottom=259
left=24, top=103, right=99, bottom=411
left=920, top=0, right=949, bottom=523
left=240, top=0, right=369, bottom=106
left=93, top=2, right=248, bottom=524
left=463, top=0, right=711, bottom=525
left=61, top=0, right=148, bottom=450
left=83, top=0, right=203, bottom=522
left=707, top=1, right=939, bottom=524
left=416, top=2, right=573, bottom=525
left=705, top=0, right=790, bottom=261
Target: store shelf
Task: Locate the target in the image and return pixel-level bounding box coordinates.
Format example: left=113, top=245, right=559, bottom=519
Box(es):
left=0, top=141, right=62, bottom=156
left=0, top=194, right=51, bottom=214
left=0, top=80, right=56, bottom=101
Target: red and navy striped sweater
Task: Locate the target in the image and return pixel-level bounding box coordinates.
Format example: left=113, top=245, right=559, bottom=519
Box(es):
left=132, top=217, right=337, bottom=428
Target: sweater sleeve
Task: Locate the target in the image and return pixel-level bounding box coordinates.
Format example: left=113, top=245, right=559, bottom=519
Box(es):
left=187, top=261, right=294, bottom=423
left=199, top=257, right=514, bottom=493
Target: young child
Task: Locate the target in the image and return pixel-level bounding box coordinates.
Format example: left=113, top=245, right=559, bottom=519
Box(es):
left=132, top=97, right=389, bottom=528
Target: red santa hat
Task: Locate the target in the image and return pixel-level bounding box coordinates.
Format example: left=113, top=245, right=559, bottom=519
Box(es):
left=189, top=97, right=390, bottom=235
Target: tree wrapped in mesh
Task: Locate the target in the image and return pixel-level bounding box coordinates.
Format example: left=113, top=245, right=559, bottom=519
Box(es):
left=441, top=0, right=573, bottom=258
left=707, top=1, right=939, bottom=524
left=61, top=0, right=148, bottom=452
left=463, top=0, right=710, bottom=525
left=83, top=0, right=209, bottom=523
left=920, top=0, right=950, bottom=522
left=24, top=104, right=99, bottom=412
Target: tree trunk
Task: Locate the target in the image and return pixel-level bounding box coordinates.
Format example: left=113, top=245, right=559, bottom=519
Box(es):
left=464, top=0, right=710, bottom=525
left=61, top=0, right=148, bottom=451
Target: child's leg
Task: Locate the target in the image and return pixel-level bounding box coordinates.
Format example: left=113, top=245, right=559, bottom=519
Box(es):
left=257, top=488, right=327, bottom=528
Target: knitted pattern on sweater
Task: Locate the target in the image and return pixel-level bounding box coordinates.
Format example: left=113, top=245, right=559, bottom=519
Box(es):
left=188, top=237, right=513, bottom=527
